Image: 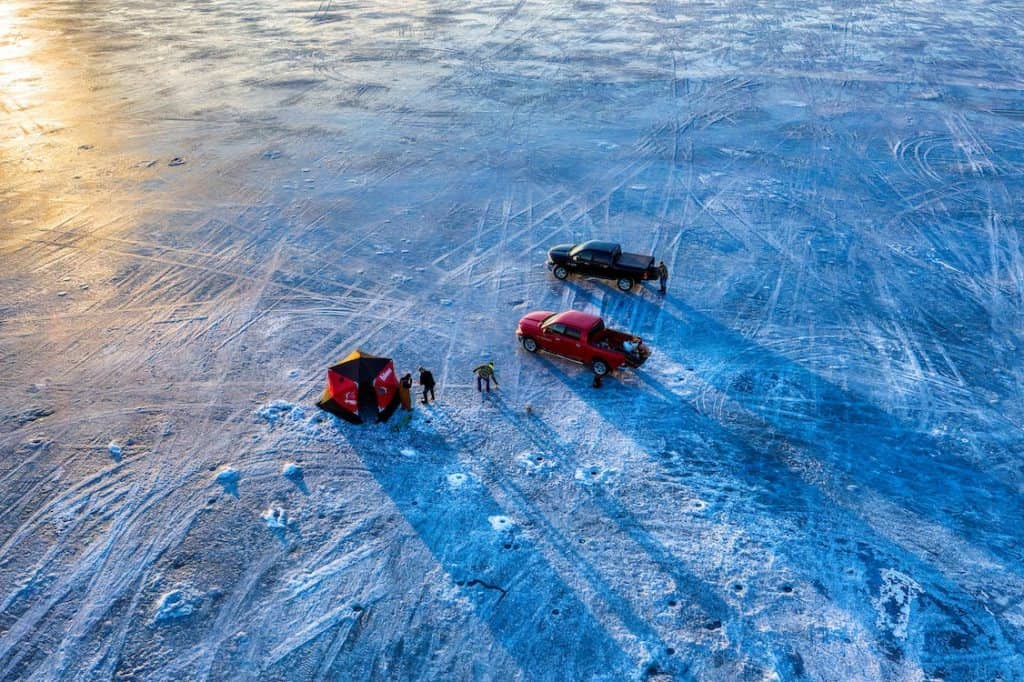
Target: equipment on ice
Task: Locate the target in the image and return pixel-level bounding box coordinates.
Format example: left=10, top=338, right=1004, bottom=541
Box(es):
left=317, top=350, right=400, bottom=424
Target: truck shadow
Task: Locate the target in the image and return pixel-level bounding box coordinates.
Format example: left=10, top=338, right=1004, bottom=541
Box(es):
left=423, top=402, right=684, bottom=677
left=331, top=416, right=635, bottom=679
left=482, top=392, right=777, bottom=678
left=568, top=281, right=1024, bottom=575
left=530, top=354, right=1024, bottom=671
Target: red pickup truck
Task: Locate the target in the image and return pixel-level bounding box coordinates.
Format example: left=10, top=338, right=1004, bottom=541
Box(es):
left=516, top=310, right=650, bottom=375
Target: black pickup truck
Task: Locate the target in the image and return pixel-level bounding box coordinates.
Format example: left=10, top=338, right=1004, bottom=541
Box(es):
left=547, top=241, right=658, bottom=291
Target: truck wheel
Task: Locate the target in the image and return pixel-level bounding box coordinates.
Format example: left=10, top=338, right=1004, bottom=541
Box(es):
left=592, top=360, right=609, bottom=376
left=522, top=337, right=539, bottom=353
left=553, top=265, right=569, bottom=280
left=616, top=277, right=634, bottom=292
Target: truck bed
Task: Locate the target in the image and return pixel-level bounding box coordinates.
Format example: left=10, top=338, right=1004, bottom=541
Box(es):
left=616, top=252, right=655, bottom=272
left=592, top=328, right=650, bottom=366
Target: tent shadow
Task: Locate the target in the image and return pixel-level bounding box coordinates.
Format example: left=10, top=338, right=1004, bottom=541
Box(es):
left=328, top=417, right=636, bottom=678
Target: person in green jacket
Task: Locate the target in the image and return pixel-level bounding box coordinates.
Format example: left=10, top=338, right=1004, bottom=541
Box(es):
left=473, top=361, right=499, bottom=392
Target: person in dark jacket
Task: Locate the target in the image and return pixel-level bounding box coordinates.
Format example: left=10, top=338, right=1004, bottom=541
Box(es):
left=473, top=362, right=498, bottom=392
left=399, top=373, right=413, bottom=410
left=657, top=260, right=669, bottom=294
left=592, top=373, right=603, bottom=389
left=418, top=367, right=436, bottom=404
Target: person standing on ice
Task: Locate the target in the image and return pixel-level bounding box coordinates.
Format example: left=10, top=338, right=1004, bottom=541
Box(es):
left=473, top=361, right=499, bottom=393
left=657, top=260, right=669, bottom=294
left=418, top=367, right=436, bottom=404
left=399, top=373, right=413, bottom=411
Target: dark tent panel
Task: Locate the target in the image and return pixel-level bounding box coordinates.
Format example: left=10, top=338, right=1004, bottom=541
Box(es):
left=317, top=350, right=400, bottom=424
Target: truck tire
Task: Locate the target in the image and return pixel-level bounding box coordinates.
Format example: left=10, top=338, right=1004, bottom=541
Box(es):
left=522, top=337, right=539, bottom=353
left=553, top=265, right=569, bottom=280
left=592, top=359, right=609, bottom=376
left=616, top=277, right=634, bottom=292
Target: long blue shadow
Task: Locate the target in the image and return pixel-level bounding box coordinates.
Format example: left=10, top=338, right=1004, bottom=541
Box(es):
left=424, top=403, right=687, bottom=679
left=576, top=282, right=1024, bottom=574
left=484, top=392, right=791, bottom=679
left=530, top=352, right=1024, bottom=679
left=336, top=418, right=635, bottom=680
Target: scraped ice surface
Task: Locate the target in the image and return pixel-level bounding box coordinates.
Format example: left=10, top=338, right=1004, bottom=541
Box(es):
left=873, top=569, right=923, bottom=640
left=2, top=0, right=1024, bottom=679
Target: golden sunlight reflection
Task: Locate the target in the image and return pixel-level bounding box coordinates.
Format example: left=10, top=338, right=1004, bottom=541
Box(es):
left=0, top=0, right=144, bottom=293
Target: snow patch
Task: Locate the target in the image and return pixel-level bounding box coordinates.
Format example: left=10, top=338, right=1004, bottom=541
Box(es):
left=872, top=568, right=922, bottom=640
left=488, top=515, right=514, bottom=532
left=256, top=400, right=306, bottom=426
left=400, top=447, right=418, bottom=458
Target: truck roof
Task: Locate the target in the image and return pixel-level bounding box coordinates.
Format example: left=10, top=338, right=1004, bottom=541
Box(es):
left=550, top=310, right=602, bottom=329
left=571, top=240, right=620, bottom=255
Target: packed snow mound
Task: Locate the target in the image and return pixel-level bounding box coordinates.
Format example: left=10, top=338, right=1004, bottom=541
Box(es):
left=214, top=466, right=240, bottom=495
left=262, top=506, right=289, bottom=530
left=488, top=515, right=514, bottom=532
left=446, top=472, right=469, bottom=488
left=151, top=587, right=203, bottom=627
left=282, top=462, right=302, bottom=479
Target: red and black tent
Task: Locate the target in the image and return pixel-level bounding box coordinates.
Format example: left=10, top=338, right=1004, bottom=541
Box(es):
left=317, top=350, right=400, bottom=424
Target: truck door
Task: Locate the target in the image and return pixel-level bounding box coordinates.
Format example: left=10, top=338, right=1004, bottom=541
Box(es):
left=571, top=249, right=596, bottom=276
left=591, top=250, right=613, bottom=277
left=541, top=322, right=568, bottom=355
left=561, top=325, right=585, bottom=360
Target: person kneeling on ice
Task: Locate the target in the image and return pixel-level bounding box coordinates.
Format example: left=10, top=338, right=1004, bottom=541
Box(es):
left=418, top=366, right=436, bottom=404
left=473, top=361, right=499, bottom=393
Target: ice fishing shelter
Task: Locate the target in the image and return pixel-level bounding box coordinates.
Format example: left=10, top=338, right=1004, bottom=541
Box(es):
left=317, top=350, right=400, bottom=424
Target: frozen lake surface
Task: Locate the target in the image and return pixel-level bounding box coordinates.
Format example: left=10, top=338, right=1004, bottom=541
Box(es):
left=1, top=0, right=1023, bottom=679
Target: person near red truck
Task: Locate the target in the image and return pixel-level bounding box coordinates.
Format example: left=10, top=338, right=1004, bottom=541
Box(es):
left=473, top=362, right=499, bottom=392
